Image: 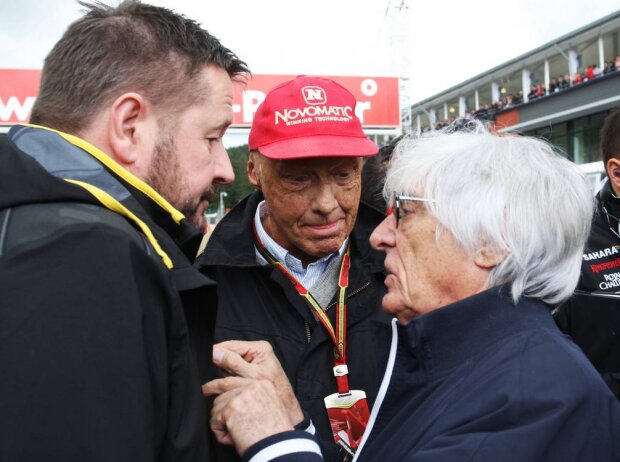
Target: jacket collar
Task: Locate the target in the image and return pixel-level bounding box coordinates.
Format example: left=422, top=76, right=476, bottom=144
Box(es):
left=399, top=286, right=557, bottom=377
left=8, top=124, right=204, bottom=267
left=598, top=178, right=620, bottom=215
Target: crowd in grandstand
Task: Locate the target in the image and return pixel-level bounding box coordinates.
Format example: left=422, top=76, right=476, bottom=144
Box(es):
left=422, top=55, right=620, bottom=131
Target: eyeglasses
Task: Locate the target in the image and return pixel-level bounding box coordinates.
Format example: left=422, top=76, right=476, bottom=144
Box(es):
left=393, top=194, right=436, bottom=227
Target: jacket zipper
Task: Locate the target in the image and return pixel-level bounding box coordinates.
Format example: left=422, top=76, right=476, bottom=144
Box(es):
left=325, top=281, right=371, bottom=311
left=305, top=281, right=371, bottom=343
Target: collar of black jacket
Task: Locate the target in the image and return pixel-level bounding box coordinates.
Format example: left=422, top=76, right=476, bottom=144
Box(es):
left=598, top=178, right=620, bottom=215
left=6, top=124, right=204, bottom=272
left=398, top=286, right=558, bottom=377
left=198, top=190, right=386, bottom=274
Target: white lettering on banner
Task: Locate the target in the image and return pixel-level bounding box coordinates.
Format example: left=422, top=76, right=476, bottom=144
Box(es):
left=355, top=101, right=371, bottom=124
left=583, top=245, right=620, bottom=261
left=274, top=105, right=353, bottom=124
left=243, top=90, right=266, bottom=123
left=360, top=79, right=378, bottom=97
left=0, top=96, right=36, bottom=122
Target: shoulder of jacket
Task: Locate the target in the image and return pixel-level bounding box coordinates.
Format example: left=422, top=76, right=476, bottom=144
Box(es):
left=0, top=202, right=151, bottom=257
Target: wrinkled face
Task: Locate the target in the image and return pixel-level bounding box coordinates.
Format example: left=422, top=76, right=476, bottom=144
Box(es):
left=250, top=155, right=363, bottom=265
left=370, top=197, right=487, bottom=323
left=145, top=64, right=234, bottom=231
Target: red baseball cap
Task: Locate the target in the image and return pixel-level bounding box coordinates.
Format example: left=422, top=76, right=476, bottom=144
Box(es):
left=249, top=75, right=379, bottom=159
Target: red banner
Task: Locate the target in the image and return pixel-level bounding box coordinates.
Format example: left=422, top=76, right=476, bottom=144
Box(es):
left=232, top=75, right=399, bottom=128
left=0, top=69, right=41, bottom=124
left=0, top=69, right=399, bottom=128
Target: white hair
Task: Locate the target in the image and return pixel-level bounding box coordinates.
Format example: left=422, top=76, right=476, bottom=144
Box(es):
left=384, top=121, right=594, bottom=305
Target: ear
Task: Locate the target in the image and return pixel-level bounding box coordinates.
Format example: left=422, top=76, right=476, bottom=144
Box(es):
left=247, top=152, right=261, bottom=189
left=107, top=92, right=154, bottom=171
left=606, top=158, right=620, bottom=195
left=474, top=247, right=506, bottom=269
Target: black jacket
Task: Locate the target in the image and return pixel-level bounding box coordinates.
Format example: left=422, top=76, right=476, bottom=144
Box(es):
left=197, top=191, right=391, bottom=460
left=0, top=126, right=216, bottom=461
left=554, top=179, right=620, bottom=398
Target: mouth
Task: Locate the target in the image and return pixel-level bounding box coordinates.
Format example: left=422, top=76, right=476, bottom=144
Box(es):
left=196, top=199, right=209, bottom=216
left=197, top=189, right=217, bottom=214
left=305, top=220, right=343, bottom=236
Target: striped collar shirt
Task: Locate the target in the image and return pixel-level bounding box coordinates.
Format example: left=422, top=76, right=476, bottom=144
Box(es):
left=254, top=200, right=347, bottom=289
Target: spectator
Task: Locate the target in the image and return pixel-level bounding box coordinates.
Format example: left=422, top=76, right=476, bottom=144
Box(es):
left=574, top=72, right=583, bottom=85
left=514, top=90, right=524, bottom=104
left=564, top=73, right=572, bottom=88
left=557, top=74, right=566, bottom=89
left=594, top=63, right=602, bottom=77
left=555, top=106, right=620, bottom=399
left=549, top=78, right=557, bottom=93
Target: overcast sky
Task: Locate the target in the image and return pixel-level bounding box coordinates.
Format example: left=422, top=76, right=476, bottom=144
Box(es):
left=1, top=1, right=618, bottom=103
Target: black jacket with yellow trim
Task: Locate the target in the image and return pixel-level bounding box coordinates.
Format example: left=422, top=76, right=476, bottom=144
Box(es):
left=0, top=125, right=217, bottom=461
left=197, top=191, right=392, bottom=461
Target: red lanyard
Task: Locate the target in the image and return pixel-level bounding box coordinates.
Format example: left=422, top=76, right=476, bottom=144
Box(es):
left=252, top=224, right=352, bottom=394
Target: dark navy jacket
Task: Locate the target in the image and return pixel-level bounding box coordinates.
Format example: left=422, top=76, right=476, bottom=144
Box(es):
left=243, top=287, right=620, bottom=462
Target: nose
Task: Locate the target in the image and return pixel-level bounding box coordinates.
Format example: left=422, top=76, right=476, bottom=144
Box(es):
left=312, top=182, right=338, bottom=215
left=370, top=214, right=396, bottom=251
left=213, top=143, right=235, bottom=186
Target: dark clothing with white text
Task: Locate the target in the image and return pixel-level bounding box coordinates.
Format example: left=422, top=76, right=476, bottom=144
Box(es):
left=555, top=179, right=620, bottom=397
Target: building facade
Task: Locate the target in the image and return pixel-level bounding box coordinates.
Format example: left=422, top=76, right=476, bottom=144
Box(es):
left=409, top=10, right=620, bottom=171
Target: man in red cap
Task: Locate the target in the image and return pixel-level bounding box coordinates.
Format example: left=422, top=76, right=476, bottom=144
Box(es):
left=197, top=76, right=390, bottom=461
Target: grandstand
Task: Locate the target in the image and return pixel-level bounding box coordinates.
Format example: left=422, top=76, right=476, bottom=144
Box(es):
left=409, top=10, right=620, bottom=169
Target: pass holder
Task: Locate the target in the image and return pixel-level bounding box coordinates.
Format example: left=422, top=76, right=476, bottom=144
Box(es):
left=324, top=365, right=370, bottom=461
left=254, top=230, right=366, bottom=459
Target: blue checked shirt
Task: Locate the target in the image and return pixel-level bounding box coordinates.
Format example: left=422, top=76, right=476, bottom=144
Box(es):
left=254, top=201, right=347, bottom=290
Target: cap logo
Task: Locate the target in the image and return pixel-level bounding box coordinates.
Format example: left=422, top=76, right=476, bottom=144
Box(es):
left=302, top=86, right=327, bottom=105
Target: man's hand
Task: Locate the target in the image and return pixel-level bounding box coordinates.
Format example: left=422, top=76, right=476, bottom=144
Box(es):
left=210, top=379, right=293, bottom=455
left=203, top=340, right=304, bottom=426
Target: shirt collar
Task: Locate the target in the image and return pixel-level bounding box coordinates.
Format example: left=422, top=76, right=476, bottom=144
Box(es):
left=253, top=200, right=347, bottom=270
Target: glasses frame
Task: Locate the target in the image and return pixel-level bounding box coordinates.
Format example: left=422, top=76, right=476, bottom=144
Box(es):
left=393, top=194, right=436, bottom=227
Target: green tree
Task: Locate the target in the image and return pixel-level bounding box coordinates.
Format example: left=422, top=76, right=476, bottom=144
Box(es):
left=207, top=144, right=254, bottom=213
